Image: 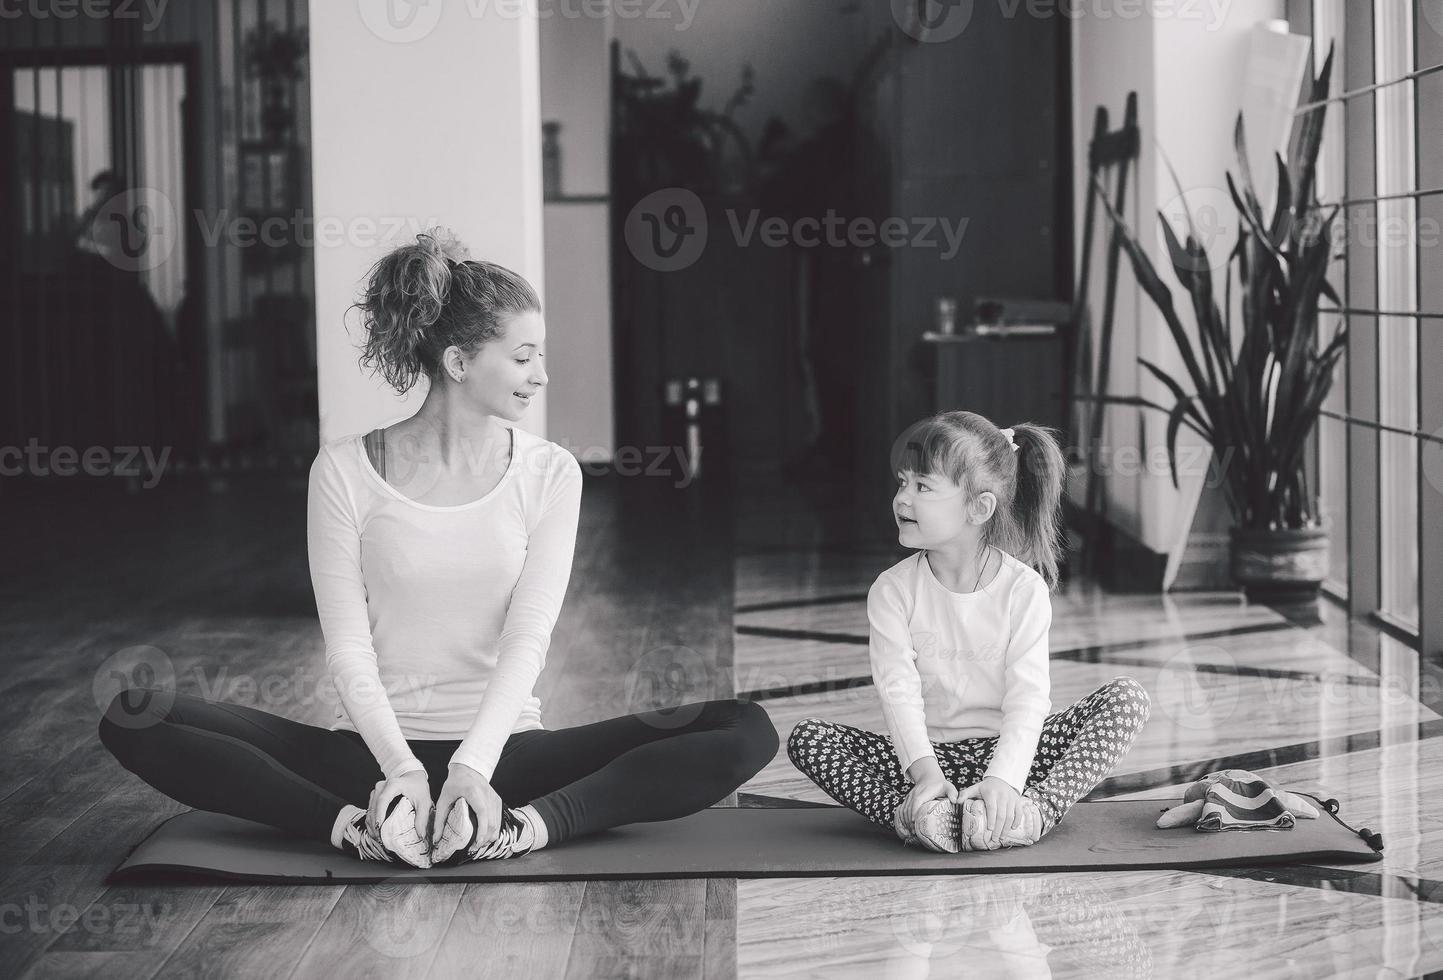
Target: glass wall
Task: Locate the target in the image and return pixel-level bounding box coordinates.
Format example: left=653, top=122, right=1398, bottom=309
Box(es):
left=1296, top=0, right=1442, bottom=644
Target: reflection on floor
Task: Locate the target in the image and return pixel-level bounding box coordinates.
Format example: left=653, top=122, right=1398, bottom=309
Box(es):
left=733, top=477, right=1443, bottom=979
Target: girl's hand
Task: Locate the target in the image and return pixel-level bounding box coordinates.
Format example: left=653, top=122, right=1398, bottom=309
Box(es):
left=900, top=758, right=960, bottom=836
left=903, top=777, right=960, bottom=835
left=958, top=776, right=1020, bottom=847
left=432, top=762, right=504, bottom=857
left=367, top=769, right=434, bottom=851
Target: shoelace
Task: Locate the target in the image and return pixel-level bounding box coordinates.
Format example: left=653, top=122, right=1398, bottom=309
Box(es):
left=470, top=811, right=529, bottom=861
left=346, top=816, right=396, bottom=863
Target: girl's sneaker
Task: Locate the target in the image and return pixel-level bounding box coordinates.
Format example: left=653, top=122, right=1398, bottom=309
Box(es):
left=904, top=796, right=1048, bottom=853
left=896, top=798, right=961, bottom=853
left=957, top=796, right=1047, bottom=851
left=378, top=797, right=433, bottom=868
left=1004, top=795, right=1046, bottom=847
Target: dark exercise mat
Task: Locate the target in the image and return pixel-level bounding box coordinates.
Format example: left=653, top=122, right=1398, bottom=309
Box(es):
left=111, top=798, right=1382, bottom=885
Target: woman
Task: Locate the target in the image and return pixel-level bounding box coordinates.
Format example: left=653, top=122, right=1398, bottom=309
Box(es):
left=101, top=229, right=778, bottom=867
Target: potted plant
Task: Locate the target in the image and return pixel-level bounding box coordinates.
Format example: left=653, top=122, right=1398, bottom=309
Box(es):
left=1093, top=47, right=1342, bottom=604
left=612, top=49, right=758, bottom=208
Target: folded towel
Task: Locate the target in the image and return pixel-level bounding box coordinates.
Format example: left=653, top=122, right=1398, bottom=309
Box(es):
left=1195, top=775, right=1295, bottom=832
left=1155, top=769, right=1319, bottom=831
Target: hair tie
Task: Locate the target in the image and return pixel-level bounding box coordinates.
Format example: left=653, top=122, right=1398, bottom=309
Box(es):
left=1000, top=427, right=1019, bottom=452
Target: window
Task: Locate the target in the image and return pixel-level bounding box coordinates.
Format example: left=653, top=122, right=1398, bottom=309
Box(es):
left=1293, top=0, right=1441, bottom=640
left=1373, top=0, right=1418, bottom=628
left=1312, top=0, right=1348, bottom=593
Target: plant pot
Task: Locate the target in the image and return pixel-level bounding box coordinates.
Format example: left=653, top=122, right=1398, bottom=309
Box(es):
left=1228, top=525, right=1329, bottom=604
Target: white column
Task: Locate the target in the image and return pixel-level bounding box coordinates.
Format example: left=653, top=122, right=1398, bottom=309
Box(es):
left=308, top=0, right=545, bottom=443
left=540, top=5, right=614, bottom=461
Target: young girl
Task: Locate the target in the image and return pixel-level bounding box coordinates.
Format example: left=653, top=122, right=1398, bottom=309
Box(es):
left=788, top=411, right=1150, bottom=852
left=100, top=229, right=778, bottom=868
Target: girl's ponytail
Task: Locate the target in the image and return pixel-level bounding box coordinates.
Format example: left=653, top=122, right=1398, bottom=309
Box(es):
left=354, top=229, right=467, bottom=393
left=1008, top=423, right=1066, bottom=589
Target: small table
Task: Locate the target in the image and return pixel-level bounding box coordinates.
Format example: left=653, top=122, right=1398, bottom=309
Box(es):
left=923, top=327, right=1066, bottom=432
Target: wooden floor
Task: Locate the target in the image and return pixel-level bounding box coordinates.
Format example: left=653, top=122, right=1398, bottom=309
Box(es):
left=2, top=470, right=1441, bottom=977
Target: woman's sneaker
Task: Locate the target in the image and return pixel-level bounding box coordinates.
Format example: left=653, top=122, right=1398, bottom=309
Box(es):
left=471, top=807, right=536, bottom=861
left=337, top=809, right=395, bottom=863
left=379, top=797, right=433, bottom=868
left=431, top=802, right=537, bottom=863
left=431, top=800, right=479, bottom=865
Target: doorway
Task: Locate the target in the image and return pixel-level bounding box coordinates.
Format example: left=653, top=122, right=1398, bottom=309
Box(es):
left=2, top=48, right=202, bottom=461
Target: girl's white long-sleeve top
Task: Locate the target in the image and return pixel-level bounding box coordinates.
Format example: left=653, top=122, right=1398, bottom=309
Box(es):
left=868, top=549, right=1052, bottom=793
left=306, top=423, right=582, bottom=782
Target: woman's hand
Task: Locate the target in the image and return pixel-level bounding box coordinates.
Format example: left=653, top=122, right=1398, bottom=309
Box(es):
left=432, top=762, right=504, bottom=857
left=900, top=757, right=959, bottom=837
left=367, top=769, right=433, bottom=853
left=957, top=775, right=1020, bottom=847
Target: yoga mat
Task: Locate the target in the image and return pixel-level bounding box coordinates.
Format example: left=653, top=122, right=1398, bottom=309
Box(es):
left=111, top=798, right=1381, bottom=885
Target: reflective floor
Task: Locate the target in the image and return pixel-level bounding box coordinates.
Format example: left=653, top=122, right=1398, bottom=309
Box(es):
left=732, top=477, right=1443, bottom=979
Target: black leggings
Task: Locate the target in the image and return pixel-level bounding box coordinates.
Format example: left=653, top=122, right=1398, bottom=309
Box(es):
left=99, top=690, right=778, bottom=846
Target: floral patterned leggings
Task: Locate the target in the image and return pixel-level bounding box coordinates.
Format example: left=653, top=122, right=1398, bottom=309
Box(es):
left=787, top=677, right=1151, bottom=831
